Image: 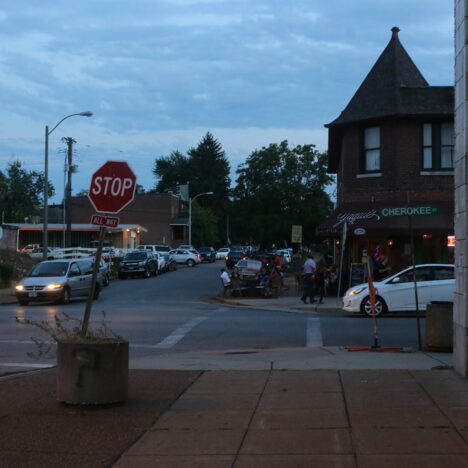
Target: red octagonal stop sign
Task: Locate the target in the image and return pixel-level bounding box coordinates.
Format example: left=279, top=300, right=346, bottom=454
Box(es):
left=88, top=161, right=137, bottom=214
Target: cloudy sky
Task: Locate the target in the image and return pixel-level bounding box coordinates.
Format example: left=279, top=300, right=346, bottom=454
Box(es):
left=0, top=0, right=453, bottom=203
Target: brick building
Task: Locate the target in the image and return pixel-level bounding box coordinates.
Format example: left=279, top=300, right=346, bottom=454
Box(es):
left=12, top=192, right=190, bottom=250
left=317, top=27, right=454, bottom=278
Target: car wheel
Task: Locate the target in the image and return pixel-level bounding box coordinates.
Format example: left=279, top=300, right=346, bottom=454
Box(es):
left=103, top=274, right=110, bottom=287
left=58, top=287, right=71, bottom=304
left=17, top=299, right=29, bottom=306
left=186, top=259, right=195, bottom=267
left=360, top=295, right=387, bottom=316
left=93, top=283, right=101, bottom=300
left=144, top=267, right=151, bottom=278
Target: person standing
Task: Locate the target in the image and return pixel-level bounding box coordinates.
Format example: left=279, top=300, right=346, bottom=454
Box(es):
left=220, top=268, right=231, bottom=295
left=300, top=253, right=316, bottom=304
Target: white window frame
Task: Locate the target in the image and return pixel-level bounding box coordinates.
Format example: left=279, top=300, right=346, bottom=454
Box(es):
left=364, top=127, right=380, bottom=172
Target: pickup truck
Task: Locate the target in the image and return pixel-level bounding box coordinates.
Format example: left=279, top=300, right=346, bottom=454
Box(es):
left=135, top=245, right=167, bottom=273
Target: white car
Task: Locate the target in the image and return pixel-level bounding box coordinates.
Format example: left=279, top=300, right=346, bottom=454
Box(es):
left=28, top=247, right=64, bottom=260
left=216, top=247, right=230, bottom=260
left=169, top=249, right=201, bottom=267
left=342, top=264, right=454, bottom=316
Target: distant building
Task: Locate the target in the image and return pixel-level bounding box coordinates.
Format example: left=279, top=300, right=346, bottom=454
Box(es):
left=64, top=192, right=188, bottom=248
left=317, top=27, right=454, bottom=277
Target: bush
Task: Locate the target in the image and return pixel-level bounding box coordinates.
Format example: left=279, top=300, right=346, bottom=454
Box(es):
left=0, top=262, right=14, bottom=287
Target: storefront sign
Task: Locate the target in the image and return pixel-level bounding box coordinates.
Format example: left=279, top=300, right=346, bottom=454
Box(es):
left=333, top=209, right=380, bottom=228
left=291, top=225, right=302, bottom=243
left=380, top=206, right=440, bottom=217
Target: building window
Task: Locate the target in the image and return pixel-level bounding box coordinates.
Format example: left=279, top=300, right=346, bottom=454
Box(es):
left=422, top=123, right=454, bottom=170
left=364, top=127, right=380, bottom=171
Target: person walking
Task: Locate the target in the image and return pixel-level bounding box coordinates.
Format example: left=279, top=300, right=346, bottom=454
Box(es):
left=315, top=258, right=327, bottom=304
left=300, top=253, right=317, bottom=304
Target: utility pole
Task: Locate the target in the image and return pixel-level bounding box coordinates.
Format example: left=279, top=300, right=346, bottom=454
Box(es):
left=63, top=137, right=76, bottom=248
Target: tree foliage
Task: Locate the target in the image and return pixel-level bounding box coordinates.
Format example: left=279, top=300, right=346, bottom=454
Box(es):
left=231, top=141, right=333, bottom=247
left=153, top=133, right=231, bottom=245
left=0, top=161, right=54, bottom=223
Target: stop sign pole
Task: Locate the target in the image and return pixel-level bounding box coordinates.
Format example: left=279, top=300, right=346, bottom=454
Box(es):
left=82, top=161, right=137, bottom=336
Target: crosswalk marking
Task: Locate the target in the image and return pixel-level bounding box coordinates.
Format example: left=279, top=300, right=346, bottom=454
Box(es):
left=154, top=316, right=208, bottom=349
left=306, top=317, right=323, bottom=347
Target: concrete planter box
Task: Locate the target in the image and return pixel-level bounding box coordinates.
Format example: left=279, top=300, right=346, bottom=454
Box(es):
left=56, top=339, right=128, bottom=405
left=425, top=302, right=453, bottom=351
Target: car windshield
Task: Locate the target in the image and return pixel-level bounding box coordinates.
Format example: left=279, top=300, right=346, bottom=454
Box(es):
left=125, top=252, right=146, bottom=260
left=198, top=247, right=210, bottom=252
left=155, top=246, right=170, bottom=252
left=29, top=262, right=69, bottom=277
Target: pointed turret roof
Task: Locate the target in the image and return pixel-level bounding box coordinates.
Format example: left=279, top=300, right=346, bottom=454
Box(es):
left=325, top=27, right=453, bottom=173
left=326, top=27, right=451, bottom=127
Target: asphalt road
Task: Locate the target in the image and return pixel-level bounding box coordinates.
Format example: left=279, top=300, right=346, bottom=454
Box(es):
left=0, top=261, right=426, bottom=375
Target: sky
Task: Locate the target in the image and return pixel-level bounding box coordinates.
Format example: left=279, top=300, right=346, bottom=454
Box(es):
left=0, top=0, right=454, bottom=204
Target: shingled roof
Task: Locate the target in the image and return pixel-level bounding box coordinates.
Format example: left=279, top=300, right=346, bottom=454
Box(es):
left=326, top=27, right=452, bottom=127
left=325, top=27, right=453, bottom=172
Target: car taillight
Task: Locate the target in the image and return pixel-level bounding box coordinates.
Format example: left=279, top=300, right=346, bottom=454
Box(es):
left=197, top=255, right=201, bottom=258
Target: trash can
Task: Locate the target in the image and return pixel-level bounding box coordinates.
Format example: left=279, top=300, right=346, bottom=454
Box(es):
left=425, top=301, right=453, bottom=351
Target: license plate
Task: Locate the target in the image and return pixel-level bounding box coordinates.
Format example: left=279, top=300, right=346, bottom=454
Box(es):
left=28, top=291, right=37, bottom=297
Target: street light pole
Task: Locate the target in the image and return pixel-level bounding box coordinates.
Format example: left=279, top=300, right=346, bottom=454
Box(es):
left=188, top=191, right=213, bottom=246
left=43, top=111, right=93, bottom=260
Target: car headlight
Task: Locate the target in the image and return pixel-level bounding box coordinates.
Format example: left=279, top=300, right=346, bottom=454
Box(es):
left=15, top=285, right=24, bottom=291
left=348, top=287, right=365, bottom=296
left=46, top=283, right=62, bottom=290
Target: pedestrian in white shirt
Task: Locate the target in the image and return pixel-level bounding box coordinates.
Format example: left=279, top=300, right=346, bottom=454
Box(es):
left=220, top=268, right=231, bottom=295
left=300, top=253, right=317, bottom=304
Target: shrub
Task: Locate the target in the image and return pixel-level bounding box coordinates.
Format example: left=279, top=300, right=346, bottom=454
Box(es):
left=0, top=262, right=14, bottom=287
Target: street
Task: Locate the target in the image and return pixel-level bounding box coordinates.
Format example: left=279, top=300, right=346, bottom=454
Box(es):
left=0, top=261, right=426, bottom=376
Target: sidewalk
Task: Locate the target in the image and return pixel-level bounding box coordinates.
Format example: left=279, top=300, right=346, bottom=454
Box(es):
left=2, top=367, right=468, bottom=467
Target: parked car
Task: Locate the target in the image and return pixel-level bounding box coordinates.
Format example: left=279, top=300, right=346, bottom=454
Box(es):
left=342, top=264, right=455, bottom=316
left=15, top=258, right=103, bottom=305
left=118, top=251, right=157, bottom=279
left=28, top=247, right=64, bottom=260
left=169, top=249, right=201, bottom=267
left=178, top=244, right=195, bottom=250
left=216, top=247, right=230, bottom=260
left=198, top=246, right=216, bottom=263
left=95, top=258, right=110, bottom=286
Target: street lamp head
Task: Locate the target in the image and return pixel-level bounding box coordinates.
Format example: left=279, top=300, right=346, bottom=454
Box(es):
left=206, top=192, right=214, bottom=195
left=79, top=111, right=93, bottom=117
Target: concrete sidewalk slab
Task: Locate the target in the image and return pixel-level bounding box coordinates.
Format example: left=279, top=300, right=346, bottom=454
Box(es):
left=130, top=346, right=453, bottom=371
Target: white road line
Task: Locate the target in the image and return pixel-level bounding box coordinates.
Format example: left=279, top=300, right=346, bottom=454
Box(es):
left=306, top=317, right=323, bottom=347
left=154, top=316, right=208, bottom=349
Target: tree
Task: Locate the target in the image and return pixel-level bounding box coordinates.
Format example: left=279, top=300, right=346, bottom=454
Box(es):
left=153, top=133, right=231, bottom=245
left=0, top=160, right=54, bottom=223
left=231, top=141, right=333, bottom=247
left=153, top=150, right=190, bottom=193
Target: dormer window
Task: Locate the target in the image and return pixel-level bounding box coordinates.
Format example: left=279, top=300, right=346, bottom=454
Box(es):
left=364, top=127, right=380, bottom=172
left=422, top=123, right=454, bottom=170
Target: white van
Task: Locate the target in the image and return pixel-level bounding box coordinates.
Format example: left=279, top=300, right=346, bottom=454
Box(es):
left=15, top=258, right=104, bottom=305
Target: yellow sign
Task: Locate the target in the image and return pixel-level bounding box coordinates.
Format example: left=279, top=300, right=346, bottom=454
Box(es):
left=291, top=225, right=302, bottom=243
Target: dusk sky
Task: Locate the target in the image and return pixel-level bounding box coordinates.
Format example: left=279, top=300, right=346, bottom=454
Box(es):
left=0, top=1, right=453, bottom=204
